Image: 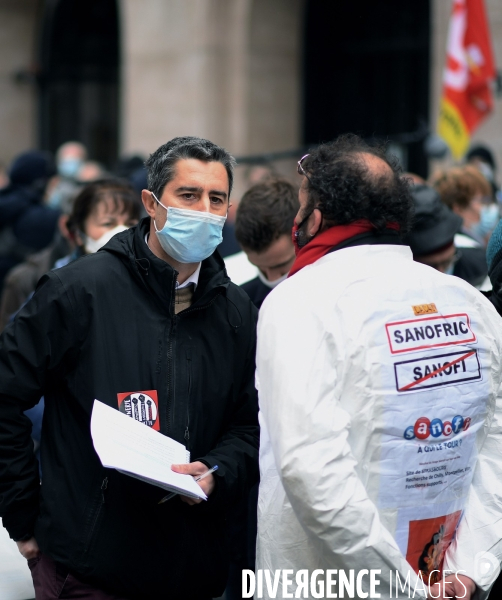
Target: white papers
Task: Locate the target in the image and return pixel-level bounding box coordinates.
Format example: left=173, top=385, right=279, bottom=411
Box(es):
left=91, top=400, right=206, bottom=500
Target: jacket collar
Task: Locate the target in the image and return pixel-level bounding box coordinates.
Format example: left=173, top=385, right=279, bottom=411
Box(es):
left=103, top=217, right=230, bottom=312
left=326, top=228, right=404, bottom=254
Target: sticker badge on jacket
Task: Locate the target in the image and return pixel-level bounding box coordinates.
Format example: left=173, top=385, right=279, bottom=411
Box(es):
left=386, top=313, right=476, bottom=354
left=394, top=350, right=481, bottom=393
left=117, top=390, right=160, bottom=430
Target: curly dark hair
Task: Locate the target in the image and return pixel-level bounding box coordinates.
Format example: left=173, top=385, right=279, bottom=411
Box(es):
left=301, top=134, right=414, bottom=234
left=235, top=178, right=299, bottom=252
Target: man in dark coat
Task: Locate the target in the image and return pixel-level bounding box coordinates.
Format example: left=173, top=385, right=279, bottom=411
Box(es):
left=0, top=137, right=259, bottom=600
left=407, top=184, right=488, bottom=288
left=485, top=218, right=502, bottom=316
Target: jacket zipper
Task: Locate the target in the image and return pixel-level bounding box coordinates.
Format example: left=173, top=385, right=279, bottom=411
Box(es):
left=101, top=476, right=108, bottom=503
left=178, top=291, right=222, bottom=317
left=84, top=477, right=108, bottom=554
left=165, top=277, right=178, bottom=435
left=165, top=288, right=221, bottom=436
left=185, top=348, right=192, bottom=443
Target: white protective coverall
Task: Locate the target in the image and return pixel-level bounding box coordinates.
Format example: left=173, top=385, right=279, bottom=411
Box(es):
left=256, top=244, right=502, bottom=599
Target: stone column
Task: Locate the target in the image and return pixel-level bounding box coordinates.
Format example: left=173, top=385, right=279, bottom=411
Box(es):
left=0, top=0, right=38, bottom=165
left=120, top=0, right=303, bottom=161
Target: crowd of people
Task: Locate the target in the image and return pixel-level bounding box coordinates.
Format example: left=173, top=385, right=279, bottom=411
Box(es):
left=0, top=134, right=501, bottom=600
left=1, top=140, right=501, bottom=333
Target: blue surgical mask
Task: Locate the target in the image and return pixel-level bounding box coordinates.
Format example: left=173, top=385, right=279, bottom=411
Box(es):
left=472, top=204, right=500, bottom=239
left=152, top=193, right=226, bottom=263
left=58, top=157, right=83, bottom=179
left=46, top=189, right=62, bottom=209
left=481, top=204, right=500, bottom=236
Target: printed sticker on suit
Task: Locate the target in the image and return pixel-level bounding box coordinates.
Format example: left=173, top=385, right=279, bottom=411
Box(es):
left=385, top=313, right=476, bottom=354
left=378, top=314, right=489, bottom=513
left=393, top=349, right=481, bottom=393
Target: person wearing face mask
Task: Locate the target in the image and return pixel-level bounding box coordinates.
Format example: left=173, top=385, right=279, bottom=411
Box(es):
left=0, top=179, right=134, bottom=332
left=466, top=144, right=500, bottom=201
left=66, top=179, right=141, bottom=257
left=407, top=184, right=489, bottom=289
left=431, top=165, right=497, bottom=247
left=0, top=177, right=140, bottom=520
left=45, top=141, right=87, bottom=211
left=235, top=179, right=298, bottom=309
left=255, top=135, right=502, bottom=600
left=57, top=142, right=86, bottom=180
left=0, top=137, right=259, bottom=600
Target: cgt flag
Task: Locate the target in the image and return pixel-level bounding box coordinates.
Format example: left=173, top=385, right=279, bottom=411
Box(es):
left=438, top=0, right=496, bottom=159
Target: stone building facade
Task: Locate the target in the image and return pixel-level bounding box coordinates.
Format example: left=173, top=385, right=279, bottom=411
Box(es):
left=0, top=0, right=501, bottom=192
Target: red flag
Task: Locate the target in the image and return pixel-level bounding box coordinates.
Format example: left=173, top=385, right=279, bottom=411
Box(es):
left=438, top=0, right=496, bottom=159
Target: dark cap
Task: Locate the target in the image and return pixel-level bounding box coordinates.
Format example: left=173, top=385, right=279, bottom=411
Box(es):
left=466, top=144, right=496, bottom=171
left=407, top=184, right=462, bottom=256
left=9, top=150, right=56, bottom=186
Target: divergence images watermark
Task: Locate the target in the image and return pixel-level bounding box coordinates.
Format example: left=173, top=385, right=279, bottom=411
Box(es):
left=242, top=560, right=499, bottom=599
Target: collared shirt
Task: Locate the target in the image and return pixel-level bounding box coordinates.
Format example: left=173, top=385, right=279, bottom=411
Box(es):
left=145, top=233, right=201, bottom=290
left=177, top=262, right=201, bottom=290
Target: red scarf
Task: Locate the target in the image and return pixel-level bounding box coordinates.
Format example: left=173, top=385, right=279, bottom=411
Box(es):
left=289, top=219, right=399, bottom=277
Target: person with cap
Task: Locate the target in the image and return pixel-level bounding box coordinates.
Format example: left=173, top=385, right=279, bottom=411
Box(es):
left=0, top=150, right=58, bottom=294
left=485, top=218, right=502, bottom=317
left=466, top=144, right=500, bottom=201
left=408, top=184, right=488, bottom=288
left=255, top=134, right=502, bottom=600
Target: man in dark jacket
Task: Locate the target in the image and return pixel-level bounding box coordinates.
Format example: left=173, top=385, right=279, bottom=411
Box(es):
left=485, top=218, right=502, bottom=316
left=407, top=184, right=488, bottom=287
left=0, top=137, right=259, bottom=600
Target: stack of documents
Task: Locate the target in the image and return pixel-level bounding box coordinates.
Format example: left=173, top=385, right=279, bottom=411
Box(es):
left=91, top=400, right=206, bottom=500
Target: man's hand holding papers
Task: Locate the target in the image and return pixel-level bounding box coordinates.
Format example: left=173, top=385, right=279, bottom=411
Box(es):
left=171, top=462, right=216, bottom=505
left=91, top=400, right=208, bottom=501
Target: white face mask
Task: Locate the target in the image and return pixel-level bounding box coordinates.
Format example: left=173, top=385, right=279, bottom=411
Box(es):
left=83, top=224, right=129, bottom=254
left=257, top=270, right=289, bottom=289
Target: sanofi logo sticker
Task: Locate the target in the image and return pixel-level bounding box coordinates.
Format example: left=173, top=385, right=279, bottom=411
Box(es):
left=403, top=415, right=471, bottom=440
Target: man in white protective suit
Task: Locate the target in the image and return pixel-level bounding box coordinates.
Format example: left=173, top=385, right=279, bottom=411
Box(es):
left=255, top=134, right=502, bottom=600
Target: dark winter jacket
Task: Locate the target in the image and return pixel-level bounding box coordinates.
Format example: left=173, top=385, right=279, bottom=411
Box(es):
left=486, top=247, right=502, bottom=317
left=241, top=276, right=272, bottom=310
left=0, top=184, right=60, bottom=294
left=0, top=217, right=259, bottom=599
left=453, top=246, right=488, bottom=288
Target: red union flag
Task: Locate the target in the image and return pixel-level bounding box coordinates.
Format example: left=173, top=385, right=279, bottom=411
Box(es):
left=438, top=0, right=496, bottom=159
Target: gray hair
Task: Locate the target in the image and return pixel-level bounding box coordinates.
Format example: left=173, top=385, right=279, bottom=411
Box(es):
left=145, top=136, right=236, bottom=199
